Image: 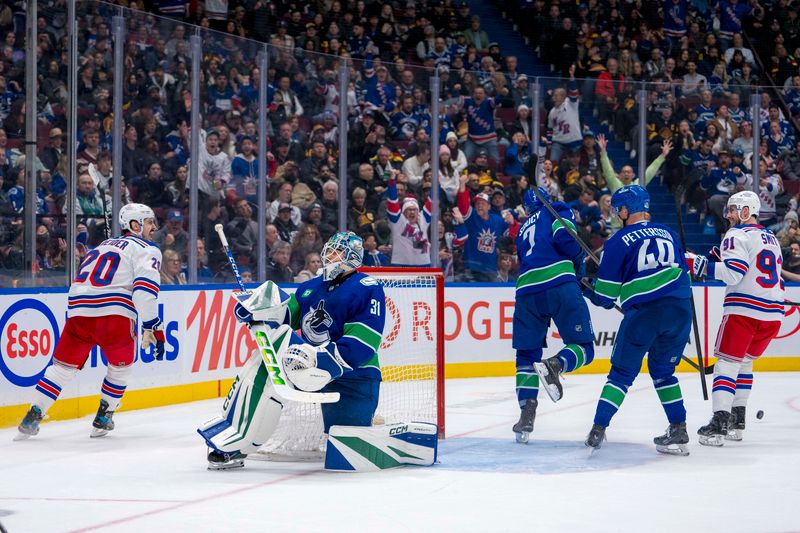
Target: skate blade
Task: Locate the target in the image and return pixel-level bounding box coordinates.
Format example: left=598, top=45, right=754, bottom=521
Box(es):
left=725, top=430, right=743, bottom=441
left=514, top=431, right=530, bottom=444
left=698, top=435, right=724, bottom=447
left=13, top=431, right=33, bottom=441
left=532, top=362, right=562, bottom=403
left=208, top=460, right=245, bottom=471
left=585, top=436, right=606, bottom=456
left=656, top=443, right=690, bottom=456
left=90, top=428, right=110, bottom=438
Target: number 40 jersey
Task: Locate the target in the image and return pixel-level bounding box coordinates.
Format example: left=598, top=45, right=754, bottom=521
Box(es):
left=67, top=234, right=162, bottom=324
left=708, top=223, right=785, bottom=322
left=594, top=221, right=692, bottom=309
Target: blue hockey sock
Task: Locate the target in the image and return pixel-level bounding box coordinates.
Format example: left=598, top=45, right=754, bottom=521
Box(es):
left=653, top=375, right=686, bottom=424
left=557, top=343, right=593, bottom=373
left=593, top=380, right=629, bottom=427
left=515, top=366, right=539, bottom=407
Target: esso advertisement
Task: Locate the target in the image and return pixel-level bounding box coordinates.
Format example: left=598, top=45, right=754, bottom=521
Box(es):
left=0, top=298, right=62, bottom=388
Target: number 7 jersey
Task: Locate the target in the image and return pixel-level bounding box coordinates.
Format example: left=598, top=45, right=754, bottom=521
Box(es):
left=709, top=224, right=785, bottom=322
left=68, top=234, right=162, bottom=324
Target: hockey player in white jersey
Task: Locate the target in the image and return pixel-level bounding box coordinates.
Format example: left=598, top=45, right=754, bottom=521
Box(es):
left=693, top=191, right=784, bottom=446
left=16, top=203, right=165, bottom=439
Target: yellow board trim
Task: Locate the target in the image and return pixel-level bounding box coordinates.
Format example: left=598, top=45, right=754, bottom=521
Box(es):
left=2, top=357, right=799, bottom=428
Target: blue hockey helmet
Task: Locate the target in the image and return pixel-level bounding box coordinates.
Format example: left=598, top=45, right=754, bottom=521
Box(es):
left=321, top=231, right=364, bottom=281
left=523, top=187, right=549, bottom=213
left=611, top=185, right=650, bottom=218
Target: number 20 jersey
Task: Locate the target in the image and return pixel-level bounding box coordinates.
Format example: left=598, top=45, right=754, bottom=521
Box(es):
left=710, top=224, right=785, bottom=322
left=67, top=234, right=162, bottom=323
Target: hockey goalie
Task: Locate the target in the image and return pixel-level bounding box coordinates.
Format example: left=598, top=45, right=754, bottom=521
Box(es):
left=197, top=231, right=438, bottom=471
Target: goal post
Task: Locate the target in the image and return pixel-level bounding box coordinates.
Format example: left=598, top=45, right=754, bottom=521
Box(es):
left=252, top=267, right=445, bottom=460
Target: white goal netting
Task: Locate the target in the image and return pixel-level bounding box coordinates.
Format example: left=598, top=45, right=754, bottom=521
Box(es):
left=253, top=270, right=443, bottom=460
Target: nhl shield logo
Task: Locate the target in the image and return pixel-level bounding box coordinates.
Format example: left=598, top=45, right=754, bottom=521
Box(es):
left=302, top=300, right=333, bottom=343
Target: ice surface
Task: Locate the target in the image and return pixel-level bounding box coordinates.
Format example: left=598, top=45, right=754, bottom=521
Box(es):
left=1, top=373, right=799, bottom=533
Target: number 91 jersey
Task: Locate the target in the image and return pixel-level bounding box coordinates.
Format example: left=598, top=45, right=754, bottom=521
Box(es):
left=68, top=235, right=162, bottom=324
left=594, top=221, right=692, bottom=310
left=711, top=224, right=785, bottom=321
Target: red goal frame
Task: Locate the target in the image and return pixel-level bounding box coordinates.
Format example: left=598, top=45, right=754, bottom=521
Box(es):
left=359, top=267, right=446, bottom=438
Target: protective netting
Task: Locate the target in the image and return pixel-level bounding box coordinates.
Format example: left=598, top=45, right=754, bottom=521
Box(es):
left=252, top=271, right=441, bottom=460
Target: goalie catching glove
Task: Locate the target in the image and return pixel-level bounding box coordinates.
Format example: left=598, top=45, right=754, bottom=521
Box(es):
left=141, top=317, right=166, bottom=360
left=233, top=280, right=291, bottom=325
left=283, top=342, right=352, bottom=392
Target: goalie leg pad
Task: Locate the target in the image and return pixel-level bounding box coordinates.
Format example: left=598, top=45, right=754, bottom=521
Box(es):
left=325, top=422, right=439, bottom=472
left=320, top=378, right=380, bottom=433
left=197, top=350, right=283, bottom=456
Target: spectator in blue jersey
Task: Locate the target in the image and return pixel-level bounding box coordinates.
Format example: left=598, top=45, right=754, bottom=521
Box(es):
left=505, top=131, right=532, bottom=177
left=361, top=232, right=390, bottom=267
left=717, top=0, right=756, bottom=50
left=583, top=185, right=693, bottom=455
left=391, top=95, right=422, bottom=140
left=453, top=174, right=513, bottom=281
left=462, top=86, right=499, bottom=161
left=702, top=149, right=742, bottom=232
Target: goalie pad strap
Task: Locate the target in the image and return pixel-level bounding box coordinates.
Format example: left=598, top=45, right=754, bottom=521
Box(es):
left=325, top=422, right=438, bottom=472
left=197, top=350, right=283, bottom=455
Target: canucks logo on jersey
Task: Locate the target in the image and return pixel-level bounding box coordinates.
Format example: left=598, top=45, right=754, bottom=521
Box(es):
left=302, top=301, right=333, bottom=344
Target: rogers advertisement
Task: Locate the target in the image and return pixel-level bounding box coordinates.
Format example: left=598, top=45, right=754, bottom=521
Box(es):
left=1, top=284, right=798, bottom=409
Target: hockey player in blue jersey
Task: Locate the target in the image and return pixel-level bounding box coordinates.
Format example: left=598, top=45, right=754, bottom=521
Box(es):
left=199, top=232, right=393, bottom=470
left=583, top=185, right=694, bottom=455
left=510, top=187, right=595, bottom=443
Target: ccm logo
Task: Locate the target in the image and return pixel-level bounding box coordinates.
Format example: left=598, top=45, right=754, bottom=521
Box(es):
left=389, top=425, right=408, bottom=435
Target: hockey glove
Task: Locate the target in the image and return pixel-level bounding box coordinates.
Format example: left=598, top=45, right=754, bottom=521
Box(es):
left=572, top=252, right=587, bottom=279
left=709, top=246, right=721, bottom=262
left=580, top=280, right=615, bottom=309
left=692, top=254, right=708, bottom=279
left=141, top=317, right=166, bottom=360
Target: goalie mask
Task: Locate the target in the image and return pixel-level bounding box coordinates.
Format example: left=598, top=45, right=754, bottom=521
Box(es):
left=119, top=203, right=156, bottom=237
left=321, top=231, right=364, bottom=281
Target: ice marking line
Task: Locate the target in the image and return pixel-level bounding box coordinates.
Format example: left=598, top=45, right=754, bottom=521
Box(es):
left=785, top=395, right=800, bottom=413
left=66, top=469, right=321, bottom=532
left=449, top=385, right=649, bottom=439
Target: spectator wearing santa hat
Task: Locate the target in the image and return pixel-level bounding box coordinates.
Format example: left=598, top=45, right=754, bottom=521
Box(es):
left=386, top=179, right=432, bottom=267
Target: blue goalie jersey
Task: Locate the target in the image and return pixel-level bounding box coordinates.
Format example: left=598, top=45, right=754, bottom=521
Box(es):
left=286, top=272, right=386, bottom=381
left=594, top=222, right=692, bottom=309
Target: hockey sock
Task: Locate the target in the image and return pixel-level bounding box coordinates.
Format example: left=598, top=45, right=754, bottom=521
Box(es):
left=711, top=358, right=741, bottom=413
left=516, top=365, right=539, bottom=407
left=732, top=359, right=754, bottom=409
left=594, top=380, right=629, bottom=427
left=100, top=364, right=132, bottom=411
left=33, top=363, right=78, bottom=414
left=653, top=375, right=686, bottom=424
left=557, top=343, right=593, bottom=373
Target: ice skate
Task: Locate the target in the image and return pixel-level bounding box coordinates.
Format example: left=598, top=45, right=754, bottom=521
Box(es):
left=14, top=406, right=44, bottom=441
left=698, top=411, right=731, bottom=447
left=653, top=422, right=690, bottom=456
left=533, top=357, right=564, bottom=402
left=90, top=400, right=116, bottom=438
left=207, top=450, right=247, bottom=470
left=512, top=399, right=538, bottom=444
left=726, top=406, right=745, bottom=441
left=585, top=424, right=606, bottom=453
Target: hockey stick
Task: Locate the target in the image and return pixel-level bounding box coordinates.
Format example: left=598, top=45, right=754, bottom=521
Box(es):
left=88, top=163, right=110, bottom=239
left=214, top=224, right=339, bottom=404
left=673, top=184, right=710, bottom=398
left=530, top=186, right=713, bottom=376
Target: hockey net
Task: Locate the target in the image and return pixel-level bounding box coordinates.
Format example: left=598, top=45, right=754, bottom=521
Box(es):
left=253, top=268, right=445, bottom=461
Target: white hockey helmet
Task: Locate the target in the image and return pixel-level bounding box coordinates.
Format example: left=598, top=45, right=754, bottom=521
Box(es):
left=321, top=231, right=364, bottom=281
left=119, top=203, right=156, bottom=236
left=727, top=190, right=760, bottom=219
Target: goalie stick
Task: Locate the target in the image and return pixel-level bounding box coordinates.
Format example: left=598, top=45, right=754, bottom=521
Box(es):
left=214, top=224, right=339, bottom=404
left=529, top=186, right=715, bottom=383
